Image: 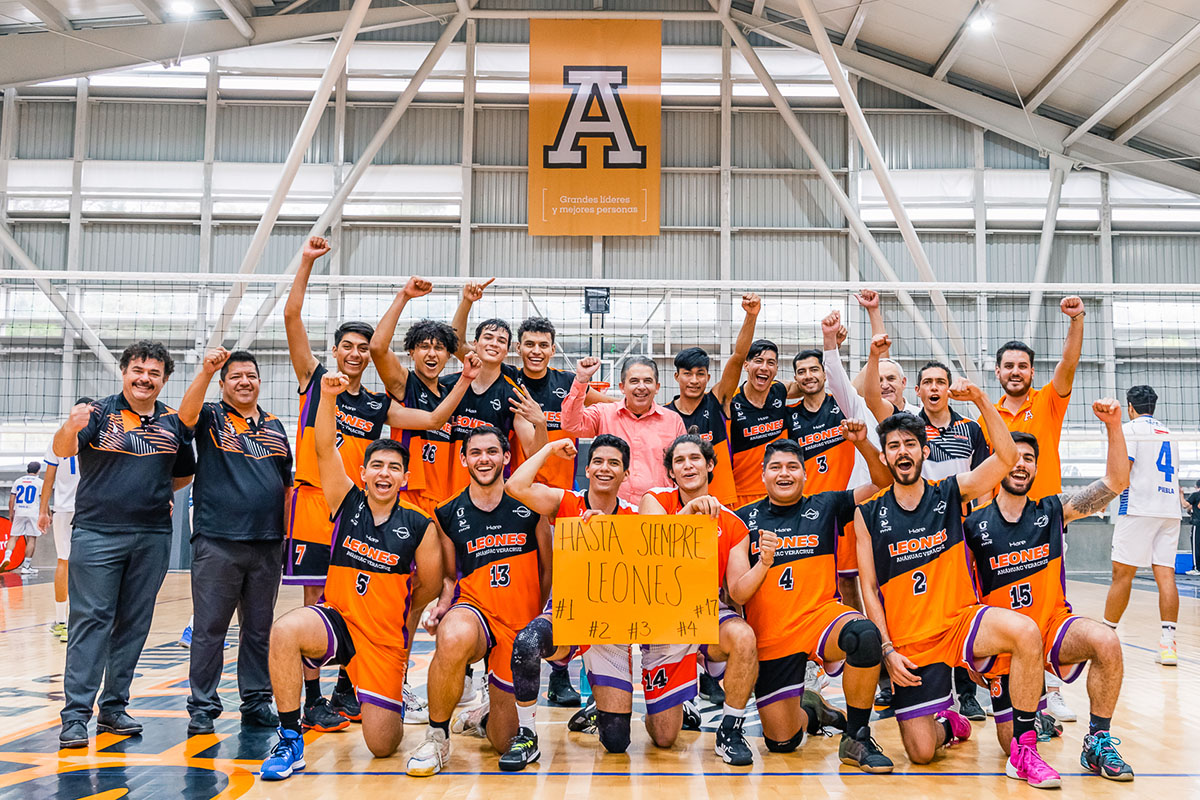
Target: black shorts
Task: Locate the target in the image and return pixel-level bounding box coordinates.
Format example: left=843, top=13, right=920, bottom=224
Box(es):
left=755, top=652, right=807, bottom=710
left=986, top=674, right=1049, bottom=724
left=891, top=662, right=954, bottom=721
left=284, top=538, right=331, bottom=586
left=301, top=605, right=357, bottom=669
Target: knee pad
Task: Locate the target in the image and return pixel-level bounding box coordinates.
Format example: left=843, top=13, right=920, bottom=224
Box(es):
left=511, top=617, right=556, bottom=703
left=596, top=710, right=632, bottom=754
left=838, top=618, right=882, bottom=668
left=764, top=730, right=805, bottom=753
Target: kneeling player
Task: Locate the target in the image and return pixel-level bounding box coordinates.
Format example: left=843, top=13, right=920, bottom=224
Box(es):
left=261, top=373, right=442, bottom=780
left=498, top=434, right=635, bottom=770
left=406, top=426, right=548, bottom=777
left=728, top=428, right=893, bottom=771
left=967, top=399, right=1133, bottom=780
left=855, top=383, right=1062, bottom=789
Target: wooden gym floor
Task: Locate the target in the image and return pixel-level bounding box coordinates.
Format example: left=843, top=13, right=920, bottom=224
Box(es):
left=0, top=571, right=1196, bottom=799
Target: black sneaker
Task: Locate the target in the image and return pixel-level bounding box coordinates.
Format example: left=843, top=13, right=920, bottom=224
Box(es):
left=873, top=686, right=894, bottom=719
left=958, top=692, right=986, bottom=721
left=699, top=671, right=726, bottom=706
left=241, top=705, right=279, bottom=728
left=96, top=711, right=143, bottom=736
left=187, top=712, right=215, bottom=736
left=547, top=668, right=581, bottom=708
left=801, top=689, right=847, bottom=734
left=714, top=718, right=753, bottom=766
left=498, top=727, right=541, bottom=771
left=330, top=689, right=362, bottom=722
left=1035, top=710, right=1063, bottom=741
left=567, top=698, right=597, bottom=733
left=682, top=700, right=702, bottom=732
left=59, top=720, right=88, bottom=749
left=302, top=697, right=350, bottom=732
left=839, top=726, right=894, bottom=773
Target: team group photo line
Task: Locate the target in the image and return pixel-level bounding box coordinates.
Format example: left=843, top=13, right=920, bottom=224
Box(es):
left=30, top=234, right=1186, bottom=790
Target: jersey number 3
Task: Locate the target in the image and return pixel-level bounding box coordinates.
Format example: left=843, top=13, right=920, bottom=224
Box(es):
left=489, top=563, right=510, bottom=588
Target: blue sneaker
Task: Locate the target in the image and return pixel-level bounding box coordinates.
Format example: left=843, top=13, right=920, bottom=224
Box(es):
left=260, top=728, right=306, bottom=781
left=179, top=624, right=193, bottom=648
left=1081, top=731, right=1134, bottom=781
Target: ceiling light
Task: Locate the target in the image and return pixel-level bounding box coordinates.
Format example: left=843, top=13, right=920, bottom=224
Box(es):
left=969, top=15, right=992, bottom=33
left=171, top=1, right=194, bottom=15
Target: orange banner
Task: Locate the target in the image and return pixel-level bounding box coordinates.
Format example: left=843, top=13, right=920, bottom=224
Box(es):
left=528, top=19, right=661, bottom=236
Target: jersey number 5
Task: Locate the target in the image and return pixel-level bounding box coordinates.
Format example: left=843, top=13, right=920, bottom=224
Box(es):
left=356, top=572, right=371, bottom=596
left=489, top=563, right=510, bottom=588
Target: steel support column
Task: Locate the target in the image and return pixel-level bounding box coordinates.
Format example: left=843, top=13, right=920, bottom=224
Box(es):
left=459, top=18, right=476, bottom=277
left=1022, top=156, right=1068, bottom=342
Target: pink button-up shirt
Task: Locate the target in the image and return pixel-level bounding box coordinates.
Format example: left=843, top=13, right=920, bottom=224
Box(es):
left=560, top=379, right=687, bottom=504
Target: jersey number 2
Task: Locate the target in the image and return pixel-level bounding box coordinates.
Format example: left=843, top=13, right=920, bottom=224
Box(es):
left=489, top=563, right=510, bottom=588
left=1157, top=442, right=1175, bottom=482
left=912, top=571, right=927, bottom=595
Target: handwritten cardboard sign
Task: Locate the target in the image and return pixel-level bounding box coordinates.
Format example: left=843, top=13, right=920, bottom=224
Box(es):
left=551, top=514, right=719, bottom=645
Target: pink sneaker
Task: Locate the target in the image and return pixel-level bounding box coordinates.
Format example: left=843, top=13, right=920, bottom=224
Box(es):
left=1007, top=731, right=1062, bottom=789
left=936, top=708, right=972, bottom=745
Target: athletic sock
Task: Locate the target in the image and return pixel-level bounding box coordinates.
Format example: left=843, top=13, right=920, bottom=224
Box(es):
left=516, top=703, right=536, bottom=732
left=430, top=718, right=450, bottom=736
left=940, top=717, right=955, bottom=746
left=1161, top=622, right=1177, bottom=645
left=1103, top=619, right=1119, bottom=630
left=304, top=678, right=322, bottom=707
left=1013, top=708, right=1037, bottom=741
left=720, top=704, right=746, bottom=729
left=55, top=601, right=68, bottom=624
left=846, top=704, right=871, bottom=736
left=279, top=709, right=302, bottom=733
left=1089, top=714, right=1111, bottom=736
left=550, top=662, right=568, bottom=674
left=335, top=668, right=354, bottom=694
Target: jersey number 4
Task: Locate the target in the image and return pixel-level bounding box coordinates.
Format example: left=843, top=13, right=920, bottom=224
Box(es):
left=778, top=566, right=794, bottom=591
left=1008, top=582, right=1032, bottom=610
left=1157, top=442, right=1175, bottom=482
left=489, top=563, right=510, bottom=588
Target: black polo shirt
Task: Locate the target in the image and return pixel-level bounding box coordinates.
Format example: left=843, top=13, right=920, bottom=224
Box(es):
left=74, top=392, right=195, bottom=535
left=191, top=401, right=293, bottom=541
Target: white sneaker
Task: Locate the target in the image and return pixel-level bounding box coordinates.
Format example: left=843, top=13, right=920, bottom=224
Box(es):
left=805, top=660, right=830, bottom=692
left=406, top=727, right=450, bottom=777
left=458, top=673, right=477, bottom=705
left=1045, top=690, right=1076, bottom=722
left=1156, top=640, right=1179, bottom=666
left=403, top=685, right=430, bottom=725
left=20, top=564, right=37, bottom=574
left=451, top=699, right=489, bottom=738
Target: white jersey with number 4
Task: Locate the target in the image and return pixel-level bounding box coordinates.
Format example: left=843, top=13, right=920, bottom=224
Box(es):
left=1119, top=415, right=1180, bottom=518
left=10, top=475, right=42, bottom=519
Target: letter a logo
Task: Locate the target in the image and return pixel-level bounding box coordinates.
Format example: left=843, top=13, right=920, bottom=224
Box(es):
left=544, top=66, right=646, bottom=169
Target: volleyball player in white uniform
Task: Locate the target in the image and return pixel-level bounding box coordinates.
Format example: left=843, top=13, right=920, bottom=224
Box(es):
left=1103, top=385, right=1182, bottom=665
left=4, top=462, right=44, bottom=574
left=41, top=444, right=82, bottom=640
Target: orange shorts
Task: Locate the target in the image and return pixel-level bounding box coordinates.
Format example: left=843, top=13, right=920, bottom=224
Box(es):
left=897, top=604, right=997, bottom=673
left=304, top=605, right=408, bottom=714
left=450, top=602, right=521, bottom=693
left=756, top=600, right=858, bottom=667
left=985, top=608, right=1086, bottom=684
left=836, top=520, right=858, bottom=577
left=284, top=484, right=334, bottom=585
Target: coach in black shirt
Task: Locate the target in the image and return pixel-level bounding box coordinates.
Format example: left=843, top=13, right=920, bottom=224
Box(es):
left=53, top=340, right=195, bottom=749
left=179, top=348, right=293, bottom=736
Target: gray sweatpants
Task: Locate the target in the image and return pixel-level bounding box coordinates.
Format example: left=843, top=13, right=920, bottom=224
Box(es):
left=62, top=528, right=171, bottom=724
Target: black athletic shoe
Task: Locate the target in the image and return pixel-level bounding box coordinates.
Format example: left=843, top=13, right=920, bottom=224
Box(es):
left=302, top=698, right=350, bottom=732
left=699, top=671, right=726, bottom=706
left=839, top=727, right=894, bottom=773
left=568, top=698, right=598, bottom=733
left=958, top=692, right=986, bottom=721
left=187, top=712, right=215, bottom=736
left=498, top=727, right=541, bottom=771
left=59, top=720, right=88, bottom=749
left=1035, top=711, right=1063, bottom=741
left=547, top=668, right=581, bottom=708
left=96, top=711, right=143, bottom=736
left=241, top=705, right=279, bottom=728
left=873, top=686, right=894, bottom=719
left=715, top=718, right=753, bottom=766
left=330, top=689, right=362, bottom=722
left=682, top=700, right=702, bottom=731
left=801, top=689, right=847, bottom=734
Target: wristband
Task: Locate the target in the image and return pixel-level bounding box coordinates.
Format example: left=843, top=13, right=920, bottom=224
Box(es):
left=1070, top=311, right=1086, bottom=320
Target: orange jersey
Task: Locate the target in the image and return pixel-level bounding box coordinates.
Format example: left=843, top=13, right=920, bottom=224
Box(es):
left=728, top=382, right=790, bottom=502
left=986, top=383, right=1070, bottom=499
left=643, top=487, right=748, bottom=589
left=324, top=487, right=433, bottom=649
left=735, top=491, right=856, bottom=659
left=510, top=368, right=579, bottom=491
left=556, top=489, right=636, bottom=520
left=666, top=391, right=737, bottom=507
left=965, top=494, right=1071, bottom=631
left=858, top=477, right=981, bottom=650
left=436, top=488, right=543, bottom=634
left=390, top=374, right=456, bottom=503
left=446, top=366, right=522, bottom=495
left=294, top=363, right=390, bottom=490
left=789, top=393, right=855, bottom=495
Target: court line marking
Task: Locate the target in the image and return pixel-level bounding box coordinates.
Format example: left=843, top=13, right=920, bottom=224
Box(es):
left=291, top=769, right=1197, bottom=778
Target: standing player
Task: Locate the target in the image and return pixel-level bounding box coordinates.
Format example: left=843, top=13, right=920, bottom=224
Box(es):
left=406, top=426, right=548, bottom=777
left=259, top=372, right=443, bottom=780
left=39, top=411, right=87, bottom=641
left=1104, top=385, right=1182, bottom=665
left=855, top=394, right=1062, bottom=789
left=728, top=430, right=894, bottom=772
left=667, top=292, right=762, bottom=508
left=727, top=340, right=791, bottom=506
left=634, top=434, right=758, bottom=766
left=966, top=400, right=1134, bottom=780
left=498, top=434, right=635, bottom=771
left=285, top=237, right=478, bottom=730
left=3, top=462, right=42, bottom=574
